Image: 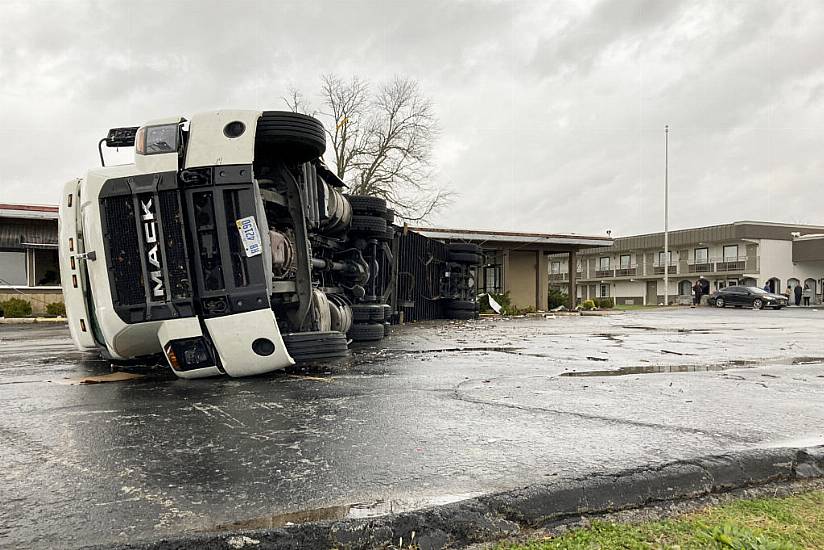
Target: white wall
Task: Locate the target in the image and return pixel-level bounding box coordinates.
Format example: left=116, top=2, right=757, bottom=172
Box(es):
left=759, top=239, right=823, bottom=289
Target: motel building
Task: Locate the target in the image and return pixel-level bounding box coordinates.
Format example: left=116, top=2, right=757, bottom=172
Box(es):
left=549, top=221, right=824, bottom=306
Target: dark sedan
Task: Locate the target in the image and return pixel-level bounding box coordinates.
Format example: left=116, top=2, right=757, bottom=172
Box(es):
left=709, top=286, right=787, bottom=310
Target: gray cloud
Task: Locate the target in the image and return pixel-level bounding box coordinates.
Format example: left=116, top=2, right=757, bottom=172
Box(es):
left=1, top=0, right=823, bottom=237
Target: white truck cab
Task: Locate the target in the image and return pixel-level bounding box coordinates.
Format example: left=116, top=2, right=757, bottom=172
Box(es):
left=59, top=110, right=394, bottom=378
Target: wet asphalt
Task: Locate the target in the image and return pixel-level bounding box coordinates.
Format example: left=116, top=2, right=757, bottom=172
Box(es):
left=1, top=307, right=823, bottom=549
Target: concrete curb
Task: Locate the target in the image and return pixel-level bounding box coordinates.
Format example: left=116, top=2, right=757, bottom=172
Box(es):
left=0, top=317, right=66, bottom=324
left=99, top=446, right=824, bottom=550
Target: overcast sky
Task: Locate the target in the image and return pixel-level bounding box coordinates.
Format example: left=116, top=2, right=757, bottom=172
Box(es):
left=1, top=0, right=823, bottom=237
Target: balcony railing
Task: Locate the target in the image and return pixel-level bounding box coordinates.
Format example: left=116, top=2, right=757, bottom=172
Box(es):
left=595, top=269, right=614, bottom=278
left=685, top=256, right=758, bottom=274
left=550, top=271, right=583, bottom=282
left=615, top=265, right=637, bottom=277
left=653, top=264, right=676, bottom=275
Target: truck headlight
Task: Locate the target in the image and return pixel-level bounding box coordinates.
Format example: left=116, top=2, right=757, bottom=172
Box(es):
left=163, top=337, right=216, bottom=372
left=135, top=124, right=180, bottom=156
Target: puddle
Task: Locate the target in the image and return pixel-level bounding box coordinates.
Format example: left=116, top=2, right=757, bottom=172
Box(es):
left=60, top=372, right=147, bottom=385
left=210, top=493, right=482, bottom=532
left=561, top=356, right=824, bottom=377
left=791, top=357, right=824, bottom=365
left=214, top=504, right=351, bottom=530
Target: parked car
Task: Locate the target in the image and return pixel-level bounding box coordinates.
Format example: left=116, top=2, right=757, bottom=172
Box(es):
left=709, top=286, right=787, bottom=310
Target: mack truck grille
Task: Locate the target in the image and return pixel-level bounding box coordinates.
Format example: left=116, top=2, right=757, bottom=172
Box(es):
left=99, top=166, right=268, bottom=324
left=101, top=179, right=194, bottom=323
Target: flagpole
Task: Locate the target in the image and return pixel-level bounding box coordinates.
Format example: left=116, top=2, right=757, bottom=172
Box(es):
left=664, top=125, right=669, bottom=306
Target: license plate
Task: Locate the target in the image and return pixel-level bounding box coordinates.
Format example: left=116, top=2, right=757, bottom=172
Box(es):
left=235, top=216, right=262, bottom=257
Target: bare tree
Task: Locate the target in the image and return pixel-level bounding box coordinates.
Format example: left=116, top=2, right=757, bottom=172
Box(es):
left=285, top=74, right=450, bottom=221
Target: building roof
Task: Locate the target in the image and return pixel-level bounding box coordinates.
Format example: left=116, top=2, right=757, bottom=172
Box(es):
left=572, top=221, right=824, bottom=255
left=408, top=227, right=613, bottom=250
left=0, top=203, right=59, bottom=221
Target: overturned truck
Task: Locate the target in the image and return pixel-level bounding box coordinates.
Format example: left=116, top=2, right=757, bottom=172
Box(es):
left=58, top=110, right=480, bottom=379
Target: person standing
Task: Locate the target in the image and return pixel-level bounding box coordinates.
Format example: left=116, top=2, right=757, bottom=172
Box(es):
left=794, top=283, right=803, bottom=306
left=785, top=284, right=793, bottom=300
left=803, top=283, right=812, bottom=306
left=763, top=282, right=771, bottom=293
left=692, top=280, right=702, bottom=306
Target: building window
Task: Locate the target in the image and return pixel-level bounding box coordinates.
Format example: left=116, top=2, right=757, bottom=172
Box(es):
left=657, top=251, right=672, bottom=265
left=599, top=284, right=610, bottom=297
left=599, top=257, right=610, bottom=270
left=723, top=245, right=738, bottom=260
left=694, top=247, right=708, bottom=264
left=550, top=261, right=561, bottom=274
left=34, top=249, right=61, bottom=286
left=619, top=254, right=631, bottom=269
left=483, top=264, right=502, bottom=294
left=0, top=251, right=27, bottom=286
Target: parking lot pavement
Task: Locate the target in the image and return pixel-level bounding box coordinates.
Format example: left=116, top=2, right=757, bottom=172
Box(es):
left=1, top=307, right=823, bottom=548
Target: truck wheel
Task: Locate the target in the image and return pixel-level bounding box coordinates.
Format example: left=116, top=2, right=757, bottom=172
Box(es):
left=283, top=331, right=350, bottom=362
left=348, top=323, right=385, bottom=342
left=448, top=252, right=482, bottom=264
left=347, top=195, right=387, bottom=216
left=350, top=215, right=387, bottom=236
left=382, top=226, right=395, bottom=241
left=383, top=303, right=393, bottom=321
left=351, top=303, right=385, bottom=322
left=255, top=111, right=325, bottom=165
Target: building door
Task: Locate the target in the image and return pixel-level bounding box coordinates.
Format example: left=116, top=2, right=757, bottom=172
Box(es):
left=646, top=281, right=657, bottom=305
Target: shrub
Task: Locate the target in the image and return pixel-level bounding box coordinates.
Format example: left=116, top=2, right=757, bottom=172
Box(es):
left=548, top=287, right=567, bottom=309
left=1, top=298, right=33, bottom=318
left=594, top=297, right=614, bottom=309
left=46, top=302, right=66, bottom=317
left=581, top=299, right=596, bottom=310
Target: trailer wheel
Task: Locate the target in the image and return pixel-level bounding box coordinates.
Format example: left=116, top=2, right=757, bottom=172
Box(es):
left=382, top=226, right=395, bottom=241
left=348, top=323, right=385, bottom=342
left=446, top=308, right=476, bottom=320
left=283, top=331, right=350, bottom=362
left=350, top=215, right=387, bottom=236
left=351, top=303, right=385, bottom=322
left=346, top=195, right=387, bottom=216
left=255, top=111, right=326, bottom=164
left=445, top=300, right=476, bottom=311
left=447, top=243, right=481, bottom=255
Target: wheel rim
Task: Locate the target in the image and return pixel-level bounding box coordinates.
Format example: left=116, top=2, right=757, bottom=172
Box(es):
left=753, top=299, right=762, bottom=309
left=716, top=298, right=724, bottom=307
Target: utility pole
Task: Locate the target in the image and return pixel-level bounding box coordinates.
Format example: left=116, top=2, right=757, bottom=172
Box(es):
left=664, top=125, right=669, bottom=307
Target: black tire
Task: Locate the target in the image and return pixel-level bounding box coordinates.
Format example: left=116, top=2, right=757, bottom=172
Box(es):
left=282, top=331, right=349, bottom=362
left=447, top=243, right=482, bottom=255
left=446, top=309, right=476, bottom=320
left=346, top=195, right=387, bottom=216
left=382, top=226, right=395, bottom=241
left=752, top=299, right=763, bottom=310
left=351, top=303, right=385, bottom=322
left=715, top=297, right=725, bottom=308
left=445, top=299, right=476, bottom=311
left=255, top=111, right=325, bottom=164
left=349, top=215, right=387, bottom=235
left=384, top=208, right=396, bottom=224
left=448, top=252, right=482, bottom=264
left=383, top=304, right=393, bottom=320
left=348, top=323, right=385, bottom=342
left=383, top=322, right=391, bottom=337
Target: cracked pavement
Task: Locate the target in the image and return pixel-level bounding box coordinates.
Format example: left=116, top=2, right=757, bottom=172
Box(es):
left=1, top=307, right=823, bottom=548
